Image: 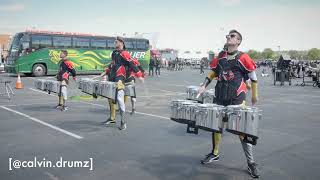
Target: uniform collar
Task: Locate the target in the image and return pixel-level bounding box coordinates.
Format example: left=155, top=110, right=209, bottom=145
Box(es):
left=227, top=50, right=238, bottom=55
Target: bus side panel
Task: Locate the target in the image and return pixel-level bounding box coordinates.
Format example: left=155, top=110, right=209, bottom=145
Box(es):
left=14, top=49, right=53, bottom=74
left=65, top=49, right=110, bottom=73
left=129, top=50, right=150, bottom=70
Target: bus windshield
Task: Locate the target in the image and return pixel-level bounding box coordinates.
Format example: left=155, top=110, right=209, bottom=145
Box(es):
left=7, top=33, right=23, bottom=64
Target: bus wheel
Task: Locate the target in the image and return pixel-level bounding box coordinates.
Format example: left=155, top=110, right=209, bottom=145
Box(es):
left=32, top=64, right=47, bottom=77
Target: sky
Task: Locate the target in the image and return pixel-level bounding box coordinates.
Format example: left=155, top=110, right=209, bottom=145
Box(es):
left=0, top=0, right=319, bottom=53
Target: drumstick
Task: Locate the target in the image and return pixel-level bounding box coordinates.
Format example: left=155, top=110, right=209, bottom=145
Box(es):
left=91, top=76, right=100, bottom=80
left=196, top=93, right=201, bottom=99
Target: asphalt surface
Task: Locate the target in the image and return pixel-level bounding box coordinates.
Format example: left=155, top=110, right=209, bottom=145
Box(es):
left=0, top=68, right=320, bottom=180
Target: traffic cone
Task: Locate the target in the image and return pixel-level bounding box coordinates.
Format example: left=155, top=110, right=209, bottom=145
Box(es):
left=15, top=74, right=23, bottom=89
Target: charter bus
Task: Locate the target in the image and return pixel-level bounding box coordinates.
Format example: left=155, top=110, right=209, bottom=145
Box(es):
left=5, top=30, right=150, bottom=76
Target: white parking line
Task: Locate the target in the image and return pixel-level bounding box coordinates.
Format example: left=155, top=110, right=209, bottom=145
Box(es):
left=0, top=106, right=83, bottom=139
left=134, top=111, right=170, bottom=120
left=5, top=102, right=58, bottom=107
left=78, top=101, right=170, bottom=120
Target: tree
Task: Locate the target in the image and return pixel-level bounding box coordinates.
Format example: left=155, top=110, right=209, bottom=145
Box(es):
left=307, top=48, right=320, bottom=60
left=247, top=49, right=261, bottom=60
left=261, top=48, right=274, bottom=60
left=288, top=50, right=300, bottom=60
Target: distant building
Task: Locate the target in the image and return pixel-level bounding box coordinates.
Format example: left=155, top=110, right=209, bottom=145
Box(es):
left=159, top=48, right=178, bottom=61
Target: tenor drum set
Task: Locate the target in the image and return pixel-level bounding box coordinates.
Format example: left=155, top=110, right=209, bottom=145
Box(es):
left=78, top=78, right=136, bottom=99
left=170, top=86, right=262, bottom=145
left=34, top=79, right=60, bottom=94
left=34, top=78, right=136, bottom=99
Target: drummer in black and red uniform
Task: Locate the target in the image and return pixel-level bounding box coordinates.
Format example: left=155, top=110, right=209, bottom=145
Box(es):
left=125, top=58, right=145, bottom=115
left=198, top=30, right=260, bottom=178
left=56, top=50, right=76, bottom=111
left=104, top=36, right=144, bottom=130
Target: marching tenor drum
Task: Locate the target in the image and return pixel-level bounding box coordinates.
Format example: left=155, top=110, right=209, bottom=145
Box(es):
left=44, top=80, right=60, bottom=94
left=202, top=89, right=216, bottom=104
left=34, top=79, right=47, bottom=91
left=78, top=78, right=91, bottom=90
left=170, top=99, right=200, bottom=134
left=179, top=101, right=199, bottom=121
left=98, top=81, right=116, bottom=99
left=170, top=100, right=196, bottom=120
left=81, top=79, right=99, bottom=95
left=195, top=104, right=225, bottom=133
left=186, top=86, right=202, bottom=102
left=225, top=105, right=262, bottom=145
left=124, top=84, right=136, bottom=97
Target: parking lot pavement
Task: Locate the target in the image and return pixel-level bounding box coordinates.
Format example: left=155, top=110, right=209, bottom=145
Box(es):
left=1, top=68, right=320, bottom=180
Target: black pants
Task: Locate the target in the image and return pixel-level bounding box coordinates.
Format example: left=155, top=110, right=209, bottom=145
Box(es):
left=149, top=67, right=154, bottom=76
left=200, top=66, right=204, bottom=74
left=155, top=66, right=160, bottom=75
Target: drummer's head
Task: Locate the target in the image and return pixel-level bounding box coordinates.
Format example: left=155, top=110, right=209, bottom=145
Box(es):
left=226, top=29, right=242, bottom=47
left=60, top=50, right=68, bottom=59
left=115, top=36, right=126, bottom=50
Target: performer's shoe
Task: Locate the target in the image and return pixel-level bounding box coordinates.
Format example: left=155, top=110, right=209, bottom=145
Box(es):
left=55, top=104, right=62, bottom=109
left=201, top=153, right=219, bottom=164
left=119, top=121, right=127, bottom=130
left=248, top=162, right=260, bottom=178
left=130, top=109, right=136, bottom=115
left=102, top=118, right=116, bottom=125
left=61, top=106, right=69, bottom=111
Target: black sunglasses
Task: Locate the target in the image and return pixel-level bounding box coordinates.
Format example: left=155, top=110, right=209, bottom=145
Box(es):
left=226, top=34, right=237, bottom=38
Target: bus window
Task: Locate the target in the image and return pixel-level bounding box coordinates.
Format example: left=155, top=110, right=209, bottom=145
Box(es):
left=91, top=39, right=106, bottom=49
left=73, top=37, right=90, bottom=48
left=20, top=34, right=31, bottom=54
left=124, top=39, right=134, bottom=50
left=107, top=38, right=115, bottom=49
left=31, top=35, right=52, bottom=49
left=53, top=36, right=72, bottom=48
left=136, top=40, right=147, bottom=50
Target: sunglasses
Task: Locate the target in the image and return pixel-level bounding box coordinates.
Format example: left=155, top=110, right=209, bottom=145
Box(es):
left=226, top=34, right=237, bottom=39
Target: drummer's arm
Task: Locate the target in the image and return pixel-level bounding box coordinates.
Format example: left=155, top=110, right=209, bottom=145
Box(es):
left=100, top=67, right=110, bottom=77
left=248, top=71, right=258, bottom=104
left=198, top=70, right=217, bottom=95
left=202, top=71, right=218, bottom=88
left=239, top=53, right=258, bottom=105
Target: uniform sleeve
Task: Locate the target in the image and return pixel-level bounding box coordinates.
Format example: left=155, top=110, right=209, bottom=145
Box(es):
left=64, top=60, right=76, bottom=77
left=120, top=51, right=142, bottom=77
left=205, top=57, right=219, bottom=81
left=209, top=57, right=218, bottom=71
left=238, top=53, right=256, bottom=73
